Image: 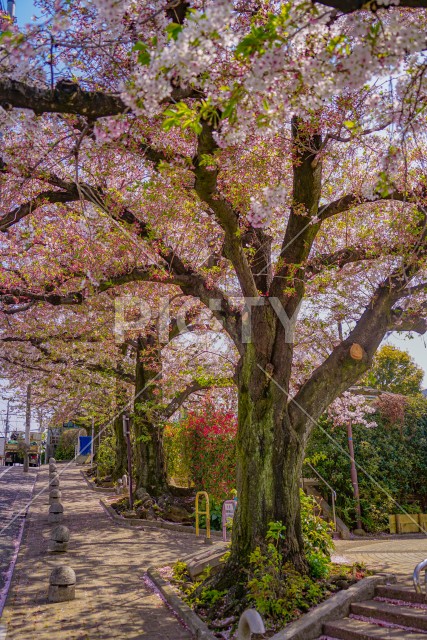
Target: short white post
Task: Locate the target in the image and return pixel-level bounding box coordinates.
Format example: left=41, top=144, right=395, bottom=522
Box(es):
left=237, top=610, right=265, bottom=640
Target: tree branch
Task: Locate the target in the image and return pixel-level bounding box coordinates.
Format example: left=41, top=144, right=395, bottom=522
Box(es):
left=319, top=189, right=411, bottom=222
left=388, top=306, right=427, bottom=334
left=314, top=0, right=427, bottom=12
left=291, top=241, right=427, bottom=432
left=0, top=78, right=200, bottom=119
left=193, top=120, right=258, bottom=298
left=1, top=173, right=242, bottom=347
left=306, top=244, right=401, bottom=275
left=0, top=189, right=80, bottom=231
left=162, top=376, right=233, bottom=419
left=270, top=117, right=323, bottom=306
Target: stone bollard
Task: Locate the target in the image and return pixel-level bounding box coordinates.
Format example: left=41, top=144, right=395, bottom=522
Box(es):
left=49, top=488, right=62, bottom=505
left=49, top=525, right=70, bottom=553
left=49, top=502, right=64, bottom=524
left=115, top=479, right=123, bottom=495
left=49, top=457, right=56, bottom=464
left=49, top=463, right=57, bottom=473
left=49, top=474, right=60, bottom=488
left=48, top=566, right=76, bottom=602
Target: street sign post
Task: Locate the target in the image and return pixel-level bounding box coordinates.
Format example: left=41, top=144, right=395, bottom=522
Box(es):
left=122, top=414, right=133, bottom=510
left=222, top=500, right=236, bottom=542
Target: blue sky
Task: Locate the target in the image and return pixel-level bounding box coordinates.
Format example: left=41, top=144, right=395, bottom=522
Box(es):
left=15, top=0, right=38, bottom=25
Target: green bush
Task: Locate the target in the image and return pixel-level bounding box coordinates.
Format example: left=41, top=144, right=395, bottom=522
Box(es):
left=55, top=430, right=78, bottom=460
left=96, top=431, right=116, bottom=477
left=247, top=521, right=327, bottom=625
left=305, top=396, right=427, bottom=532
left=300, top=490, right=334, bottom=576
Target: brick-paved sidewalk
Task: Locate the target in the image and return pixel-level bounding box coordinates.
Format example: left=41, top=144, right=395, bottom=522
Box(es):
left=334, top=536, right=427, bottom=583
left=1, top=465, right=223, bottom=640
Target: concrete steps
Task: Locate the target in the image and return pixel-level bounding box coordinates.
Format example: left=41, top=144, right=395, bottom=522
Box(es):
left=375, top=583, right=427, bottom=605
left=352, top=599, right=427, bottom=631
left=322, top=617, right=427, bottom=639
left=319, top=582, right=427, bottom=639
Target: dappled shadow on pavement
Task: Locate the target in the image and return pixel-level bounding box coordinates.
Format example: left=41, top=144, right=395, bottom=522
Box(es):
left=334, top=536, right=427, bottom=584
left=2, top=465, right=221, bottom=639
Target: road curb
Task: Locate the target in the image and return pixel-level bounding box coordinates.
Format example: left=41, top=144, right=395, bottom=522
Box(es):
left=269, top=573, right=397, bottom=640
left=79, top=470, right=116, bottom=493
left=146, top=566, right=216, bottom=640
left=99, top=497, right=223, bottom=538
left=145, top=566, right=394, bottom=640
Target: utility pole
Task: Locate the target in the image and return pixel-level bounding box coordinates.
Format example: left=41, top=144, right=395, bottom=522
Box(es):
left=91, top=416, right=94, bottom=471
left=347, top=419, right=363, bottom=531
left=4, top=399, right=10, bottom=441
left=23, top=384, right=31, bottom=473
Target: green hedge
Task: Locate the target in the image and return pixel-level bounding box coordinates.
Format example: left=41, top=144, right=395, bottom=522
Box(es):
left=305, top=396, right=427, bottom=532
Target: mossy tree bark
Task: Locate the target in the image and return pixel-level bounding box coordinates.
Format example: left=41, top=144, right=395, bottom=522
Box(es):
left=133, top=333, right=168, bottom=496
left=131, top=330, right=218, bottom=496
left=113, top=401, right=128, bottom=480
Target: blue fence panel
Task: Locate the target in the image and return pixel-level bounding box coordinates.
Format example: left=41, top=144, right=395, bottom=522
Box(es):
left=79, top=436, right=92, bottom=455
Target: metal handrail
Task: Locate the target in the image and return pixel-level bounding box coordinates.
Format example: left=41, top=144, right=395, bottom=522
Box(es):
left=306, top=462, right=337, bottom=532
left=413, top=559, right=427, bottom=594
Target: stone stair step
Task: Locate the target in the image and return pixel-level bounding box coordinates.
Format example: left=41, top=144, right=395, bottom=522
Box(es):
left=351, top=599, right=427, bottom=631
left=323, top=617, right=427, bottom=639
left=375, top=584, right=427, bottom=605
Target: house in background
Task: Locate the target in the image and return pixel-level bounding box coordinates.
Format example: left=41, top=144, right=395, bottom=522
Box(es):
left=45, top=421, right=81, bottom=461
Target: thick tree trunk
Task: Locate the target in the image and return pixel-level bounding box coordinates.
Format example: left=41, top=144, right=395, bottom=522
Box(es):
left=230, top=343, right=307, bottom=573
left=133, top=336, right=168, bottom=496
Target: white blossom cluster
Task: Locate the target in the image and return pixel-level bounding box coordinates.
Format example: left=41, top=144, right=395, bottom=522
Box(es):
left=122, top=1, right=426, bottom=144
left=248, top=185, right=288, bottom=229
left=328, top=391, right=377, bottom=428
left=94, top=118, right=129, bottom=143
left=124, top=0, right=237, bottom=116
left=235, top=10, right=426, bottom=144
left=90, top=0, right=132, bottom=28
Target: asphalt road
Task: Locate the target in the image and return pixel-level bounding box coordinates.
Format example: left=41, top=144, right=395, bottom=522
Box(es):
left=0, top=466, right=37, bottom=616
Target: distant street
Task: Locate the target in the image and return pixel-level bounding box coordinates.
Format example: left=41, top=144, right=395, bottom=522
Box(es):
left=0, top=467, right=36, bottom=615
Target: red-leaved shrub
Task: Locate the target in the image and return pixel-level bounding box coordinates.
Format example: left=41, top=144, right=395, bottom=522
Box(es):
left=165, top=400, right=237, bottom=499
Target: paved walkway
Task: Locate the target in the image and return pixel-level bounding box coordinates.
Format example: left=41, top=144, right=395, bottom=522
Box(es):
left=334, top=536, right=427, bottom=583
left=1, top=465, right=223, bottom=640
left=4, top=465, right=427, bottom=638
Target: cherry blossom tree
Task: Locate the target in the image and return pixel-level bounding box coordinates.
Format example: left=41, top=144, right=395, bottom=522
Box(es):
left=328, top=392, right=376, bottom=530
left=2, top=0, right=427, bottom=575
left=0, top=283, right=233, bottom=489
